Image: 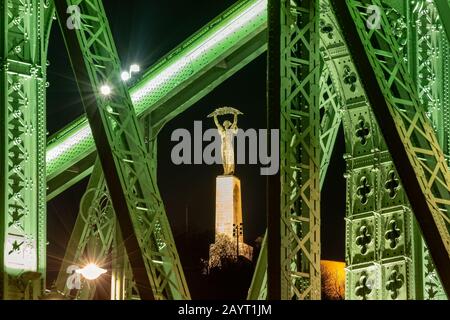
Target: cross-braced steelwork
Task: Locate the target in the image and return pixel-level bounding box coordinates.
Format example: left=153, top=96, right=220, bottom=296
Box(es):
left=54, top=160, right=115, bottom=299
left=248, top=64, right=342, bottom=300
left=319, top=0, right=419, bottom=300
left=331, top=0, right=450, bottom=296
left=54, top=118, right=159, bottom=300
left=53, top=0, right=189, bottom=299
left=2, top=0, right=450, bottom=301
left=409, top=0, right=447, bottom=299
left=278, top=0, right=321, bottom=299
left=318, top=67, right=342, bottom=188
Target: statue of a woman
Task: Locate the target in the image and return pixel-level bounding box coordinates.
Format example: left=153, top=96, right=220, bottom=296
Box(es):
left=213, top=112, right=238, bottom=175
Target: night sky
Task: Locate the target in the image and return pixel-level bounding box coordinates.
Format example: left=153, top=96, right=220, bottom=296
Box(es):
left=46, top=0, right=346, bottom=297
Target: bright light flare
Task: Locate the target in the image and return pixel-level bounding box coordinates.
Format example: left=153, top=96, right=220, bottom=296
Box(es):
left=130, top=64, right=140, bottom=73
left=121, top=71, right=131, bottom=81
left=76, top=263, right=107, bottom=280
left=100, top=84, right=112, bottom=96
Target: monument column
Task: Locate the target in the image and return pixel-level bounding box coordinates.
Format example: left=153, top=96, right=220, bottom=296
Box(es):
left=208, top=108, right=252, bottom=268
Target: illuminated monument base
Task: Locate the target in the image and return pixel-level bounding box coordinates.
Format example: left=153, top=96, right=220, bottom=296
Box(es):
left=208, top=176, right=252, bottom=269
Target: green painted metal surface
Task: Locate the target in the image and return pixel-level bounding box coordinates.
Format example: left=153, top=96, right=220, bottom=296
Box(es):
left=1, top=0, right=449, bottom=301
left=331, top=0, right=450, bottom=297
left=54, top=0, right=189, bottom=299
left=249, top=0, right=450, bottom=300
left=409, top=0, right=448, bottom=299
left=1, top=0, right=48, bottom=299
left=278, top=0, right=321, bottom=299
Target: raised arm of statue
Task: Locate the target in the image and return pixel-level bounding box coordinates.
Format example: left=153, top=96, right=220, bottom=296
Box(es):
left=231, top=113, right=238, bottom=132
left=214, top=115, right=224, bottom=132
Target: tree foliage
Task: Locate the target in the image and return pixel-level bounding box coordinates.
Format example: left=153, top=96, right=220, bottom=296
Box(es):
left=321, top=261, right=345, bottom=300
left=206, top=234, right=237, bottom=272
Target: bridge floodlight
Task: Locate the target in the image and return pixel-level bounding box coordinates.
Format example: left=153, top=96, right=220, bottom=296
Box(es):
left=130, top=64, right=140, bottom=73
left=100, top=84, right=112, bottom=96
left=76, top=263, right=107, bottom=280
left=121, top=71, right=131, bottom=81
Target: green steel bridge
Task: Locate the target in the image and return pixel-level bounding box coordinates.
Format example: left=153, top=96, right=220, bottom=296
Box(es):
left=1, top=0, right=450, bottom=300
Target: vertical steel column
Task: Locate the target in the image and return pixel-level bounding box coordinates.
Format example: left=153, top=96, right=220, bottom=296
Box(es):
left=249, top=63, right=341, bottom=300
left=1, top=0, right=47, bottom=299
left=318, top=67, right=342, bottom=188
left=111, top=226, right=134, bottom=300
left=268, top=0, right=321, bottom=299
left=410, top=0, right=448, bottom=299
left=281, top=0, right=321, bottom=300
left=267, top=0, right=282, bottom=300
left=434, top=0, right=450, bottom=43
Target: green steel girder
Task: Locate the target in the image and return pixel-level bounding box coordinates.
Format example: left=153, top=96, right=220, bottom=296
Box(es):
left=250, top=0, right=354, bottom=298
left=1, top=0, right=47, bottom=299
left=409, top=0, right=448, bottom=299
left=45, top=0, right=267, bottom=201
left=321, top=0, right=419, bottom=301
left=43, top=0, right=54, bottom=54
left=409, top=1, right=450, bottom=161
left=266, top=0, right=281, bottom=300
left=110, top=122, right=157, bottom=300
left=434, top=0, right=450, bottom=43
left=54, top=117, right=159, bottom=300
left=248, top=64, right=343, bottom=299
left=248, top=231, right=268, bottom=300
left=111, top=223, right=138, bottom=300
left=54, top=0, right=189, bottom=300
left=109, top=117, right=159, bottom=300
left=53, top=159, right=114, bottom=299
left=331, top=0, right=450, bottom=297
left=5, top=0, right=445, bottom=301
left=249, top=0, right=450, bottom=300
left=268, top=0, right=321, bottom=300
left=319, top=66, right=343, bottom=188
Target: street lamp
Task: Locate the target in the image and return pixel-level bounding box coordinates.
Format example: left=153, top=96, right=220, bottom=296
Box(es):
left=121, top=63, right=141, bottom=82
left=233, top=223, right=243, bottom=257
left=130, top=64, right=140, bottom=73
left=121, top=71, right=131, bottom=82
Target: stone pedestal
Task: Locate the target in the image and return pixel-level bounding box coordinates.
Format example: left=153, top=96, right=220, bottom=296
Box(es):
left=215, top=175, right=242, bottom=240
left=209, top=175, right=252, bottom=266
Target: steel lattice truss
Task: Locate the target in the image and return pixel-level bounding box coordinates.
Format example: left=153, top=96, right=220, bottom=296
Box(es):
left=1, top=0, right=450, bottom=300
left=53, top=160, right=115, bottom=299
left=52, top=0, right=189, bottom=299
left=278, top=0, right=321, bottom=299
